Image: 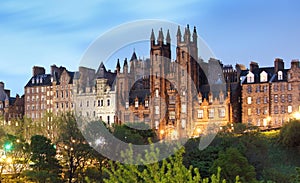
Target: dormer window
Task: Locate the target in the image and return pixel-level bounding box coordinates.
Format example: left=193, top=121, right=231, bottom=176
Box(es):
left=260, top=71, right=268, bottom=82
left=32, top=78, right=35, bottom=84
left=247, top=72, right=254, bottom=83
left=135, top=100, right=139, bottom=108
left=145, top=100, right=149, bottom=107
left=278, top=71, right=283, bottom=80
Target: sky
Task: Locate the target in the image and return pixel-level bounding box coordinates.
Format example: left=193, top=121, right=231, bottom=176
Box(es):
left=0, top=0, right=300, bottom=96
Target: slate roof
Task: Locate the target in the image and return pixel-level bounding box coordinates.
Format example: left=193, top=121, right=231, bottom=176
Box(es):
left=241, top=66, right=288, bottom=84
left=25, top=74, right=52, bottom=87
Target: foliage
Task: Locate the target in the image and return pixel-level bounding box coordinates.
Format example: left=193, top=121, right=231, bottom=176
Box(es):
left=23, top=135, right=61, bottom=183
left=57, top=113, right=98, bottom=183
left=210, top=147, right=257, bottom=183
left=279, top=120, right=300, bottom=148
left=102, top=144, right=240, bottom=183
left=113, top=122, right=158, bottom=145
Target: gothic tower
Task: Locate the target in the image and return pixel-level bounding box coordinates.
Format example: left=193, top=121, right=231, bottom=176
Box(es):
left=150, top=28, right=171, bottom=136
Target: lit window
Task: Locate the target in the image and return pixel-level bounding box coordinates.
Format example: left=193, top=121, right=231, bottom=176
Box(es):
left=260, top=71, right=268, bottom=82
left=208, top=109, right=214, bottom=118
left=288, top=106, right=293, bottom=113
left=145, top=100, right=149, bottom=107
left=181, top=119, right=186, bottom=129
left=181, top=104, right=186, bottom=114
left=197, top=110, right=204, bottom=119
left=169, top=111, right=176, bottom=120
left=247, top=72, right=254, bottom=83
left=247, top=97, right=252, bottom=104
left=278, top=71, right=283, bottom=80
left=125, top=102, right=129, bottom=109
left=248, top=108, right=252, bottom=116
left=135, top=100, right=139, bottom=108
left=155, top=106, right=159, bottom=115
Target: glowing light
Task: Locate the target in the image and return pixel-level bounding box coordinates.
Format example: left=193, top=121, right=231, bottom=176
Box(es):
left=293, top=112, right=300, bottom=120
left=6, top=157, right=12, bottom=164
left=160, top=130, right=165, bottom=135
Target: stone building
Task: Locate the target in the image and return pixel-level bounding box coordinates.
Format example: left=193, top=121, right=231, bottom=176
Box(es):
left=113, top=25, right=236, bottom=139
left=73, top=65, right=117, bottom=126
left=24, top=65, right=74, bottom=121
left=241, top=59, right=300, bottom=128
left=0, top=81, right=24, bottom=125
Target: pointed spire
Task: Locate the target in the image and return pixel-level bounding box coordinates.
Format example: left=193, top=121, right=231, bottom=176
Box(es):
left=157, top=28, right=164, bottom=44
left=150, top=29, right=155, bottom=41
left=192, top=26, right=197, bottom=43
left=177, top=26, right=182, bottom=43
left=123, top=58, right=128, bottom=68
left=184, top=24, right=191, bottom=43
left=123, top=58, right=128, bottom=73
left=116, top=59, right=120, bottom=72
left=130, top=50, right=137, bottom=61
left=166, top=29, right=171, bottom=44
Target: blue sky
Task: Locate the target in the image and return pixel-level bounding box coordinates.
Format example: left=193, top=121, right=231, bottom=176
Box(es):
left=0, top=0, right=300, bottom=95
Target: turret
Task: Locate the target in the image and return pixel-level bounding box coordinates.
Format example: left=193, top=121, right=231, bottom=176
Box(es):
left=166, top=29, right=171, bottom=45
left=116, top=59, right=121, bottom=73
left=184, top=24, right=191, bottom=43
left=176, top=26, right=182, bottom=44
left=157, top=28, right=164, bottom=45
left=150, top=29, right=155, bottom=46
left=192, top=26, right=197, bottom=44
left=123, top=58, right=128, bottom=74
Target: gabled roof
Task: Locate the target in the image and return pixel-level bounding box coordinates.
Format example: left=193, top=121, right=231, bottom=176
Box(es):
left=25, top=74, right=52, bottom=87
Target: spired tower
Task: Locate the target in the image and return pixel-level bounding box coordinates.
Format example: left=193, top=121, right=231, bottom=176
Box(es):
left=149, top=25, right=203, bottom=139
left=150, top=28, right=171, bottom=138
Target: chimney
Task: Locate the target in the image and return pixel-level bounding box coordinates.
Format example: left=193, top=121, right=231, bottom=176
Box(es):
left=274, top=58, right=284, bottom=73
left=32, top=66, right=45, bottom=76
left=250, top=61, right=259, bottom=72
left=291, top=59, right=300, bottom=69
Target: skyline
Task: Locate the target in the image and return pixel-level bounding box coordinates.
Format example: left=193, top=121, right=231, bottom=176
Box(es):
left=1, top=0, right=300, bottom=96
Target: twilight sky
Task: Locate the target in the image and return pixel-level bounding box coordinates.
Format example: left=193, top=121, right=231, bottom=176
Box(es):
left=0, top=0, right=300, bottom=96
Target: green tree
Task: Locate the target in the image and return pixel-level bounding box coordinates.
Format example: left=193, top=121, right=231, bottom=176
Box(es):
left=103, top=144, right=239, bottom=183
left=113, top=122, right=158, bottom=145
left=23, top=135, right=61, bottom=183
left=279, top=119, right=300, bottom=148
left=210, top=147, right=256, bottom=183
left=58, top=113, right=97, bottom=183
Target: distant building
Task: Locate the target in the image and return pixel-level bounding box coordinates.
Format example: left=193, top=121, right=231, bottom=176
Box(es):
left=0, top=81, right=24, bottom=125
left=241, top=59, right=300, bottom=128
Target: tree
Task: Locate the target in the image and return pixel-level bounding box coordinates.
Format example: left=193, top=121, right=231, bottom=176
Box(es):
left=113, top=122, right=158, bottom=145
left=210, top=147, right=256, bottom=183
left=279, top=119, right=300, bottom=148
left=23, top=135, right=61, bottom=183
left=0, top=134, right=30, bottom=181
left=103, top=144, right=240, bottom=183
left=57, top=113, right=97, bottom=183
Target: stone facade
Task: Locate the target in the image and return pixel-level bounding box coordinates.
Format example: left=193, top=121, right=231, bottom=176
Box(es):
left=241, top=59, right=300, bottom=128
left=0, top=82, right=24, bottom=125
